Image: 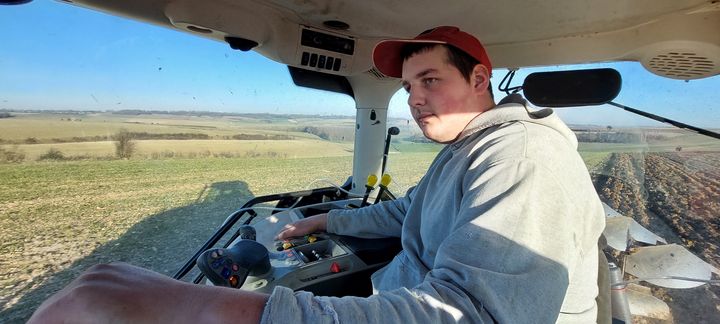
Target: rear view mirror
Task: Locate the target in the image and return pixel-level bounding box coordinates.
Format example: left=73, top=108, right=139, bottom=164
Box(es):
left=523, top=68, right=621, bottom=107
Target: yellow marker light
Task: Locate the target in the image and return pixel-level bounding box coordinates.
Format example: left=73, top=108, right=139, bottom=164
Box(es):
left=307, top=235, right=317, bottom=243
left=380, top=174, right=392, bottom=187
left=282, top=242, right=293, bottom=250
left=366, top=174, right=378, bottom=187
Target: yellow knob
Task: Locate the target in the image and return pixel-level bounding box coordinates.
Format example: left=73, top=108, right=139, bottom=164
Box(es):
left=380, top=174, right=392, bottom=187
left=366, top=174, right=378, bottom=187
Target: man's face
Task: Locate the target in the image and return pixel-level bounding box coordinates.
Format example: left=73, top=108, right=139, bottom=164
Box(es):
left=401, top=46, right=483, bottom=143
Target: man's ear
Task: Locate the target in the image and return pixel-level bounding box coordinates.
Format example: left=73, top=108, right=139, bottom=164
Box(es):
left=471, top=64, right=491, bottom=93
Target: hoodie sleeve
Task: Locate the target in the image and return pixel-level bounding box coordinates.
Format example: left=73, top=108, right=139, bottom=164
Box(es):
left=261, top=156, right=596, bottom=323
left=324, top=188, right=413, bottom=239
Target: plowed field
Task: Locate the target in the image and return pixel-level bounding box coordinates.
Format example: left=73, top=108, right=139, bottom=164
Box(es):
left=593, top=152, right=720, bottom=323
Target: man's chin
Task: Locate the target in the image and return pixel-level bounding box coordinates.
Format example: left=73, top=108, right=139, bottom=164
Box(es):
left=422, top=130, right=459, bottom=144
left=422, top=131, right=448, bottom=144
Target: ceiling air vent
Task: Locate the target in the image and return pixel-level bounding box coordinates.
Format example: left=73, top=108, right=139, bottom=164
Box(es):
left=641, top=41, right=720, bottom=80
left=647, top=52, right=715, bottom=79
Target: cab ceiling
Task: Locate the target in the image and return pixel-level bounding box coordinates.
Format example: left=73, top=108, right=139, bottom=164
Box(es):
left=64, top=0, right=720, bottom=79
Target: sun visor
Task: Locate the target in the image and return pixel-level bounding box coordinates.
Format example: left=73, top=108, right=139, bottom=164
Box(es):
left=523, top=68, right=621, bottom=107
left=288, top=66, right=355, bottom=98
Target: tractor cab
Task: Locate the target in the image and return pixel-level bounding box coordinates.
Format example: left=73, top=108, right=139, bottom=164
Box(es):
left=1, top=0, right=719, bottom=323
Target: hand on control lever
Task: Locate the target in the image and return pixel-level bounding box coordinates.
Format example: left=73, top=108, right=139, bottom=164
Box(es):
left=276, top=213, right=328, bottom=240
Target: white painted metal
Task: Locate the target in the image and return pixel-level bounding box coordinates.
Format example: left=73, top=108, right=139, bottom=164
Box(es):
left=347, top=73, right=401, bottom=194
left=626, top=244, right=720, bottom=289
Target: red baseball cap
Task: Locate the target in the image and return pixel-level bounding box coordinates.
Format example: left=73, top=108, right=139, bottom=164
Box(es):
left=372, top=26, right=492, bottom=78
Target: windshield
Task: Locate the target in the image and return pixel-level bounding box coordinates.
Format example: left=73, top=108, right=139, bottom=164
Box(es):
left=1, top=1, right=719, bottom=323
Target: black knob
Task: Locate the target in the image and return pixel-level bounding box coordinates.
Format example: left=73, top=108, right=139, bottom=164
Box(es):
left=237, top=225, right=256, bottom=241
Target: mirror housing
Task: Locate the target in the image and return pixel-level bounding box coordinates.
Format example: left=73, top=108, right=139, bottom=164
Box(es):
left=523, top=68, right=621, bottom=107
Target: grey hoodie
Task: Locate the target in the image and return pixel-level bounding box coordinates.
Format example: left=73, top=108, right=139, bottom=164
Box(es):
left=261, top=103, right=606, bottom=323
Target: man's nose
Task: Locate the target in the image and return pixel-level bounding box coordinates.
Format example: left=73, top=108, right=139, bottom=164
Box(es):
left=407, top=88, right=425, bottom=108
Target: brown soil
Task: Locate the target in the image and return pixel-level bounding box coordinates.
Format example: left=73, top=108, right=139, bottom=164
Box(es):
left=593, top=152, right=720, bottom=323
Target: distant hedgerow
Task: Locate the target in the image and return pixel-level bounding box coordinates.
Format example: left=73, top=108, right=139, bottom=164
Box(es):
left=38, top=148, right=65, bottom=161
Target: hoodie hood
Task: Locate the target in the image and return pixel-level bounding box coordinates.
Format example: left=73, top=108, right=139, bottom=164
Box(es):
left=457, top=102, right=578, bottom=149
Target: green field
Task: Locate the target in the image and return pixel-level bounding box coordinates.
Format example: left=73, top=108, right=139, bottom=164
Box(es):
left=0, top=151, right=436, bottom=322
left=0, top=112, right=421, bottom=162
left=0, top=112, right=355, bottom=141
left=10, top=139, right=354, bottom=160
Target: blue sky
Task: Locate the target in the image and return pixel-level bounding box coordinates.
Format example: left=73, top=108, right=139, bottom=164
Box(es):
left=1, top=1, right=719, bottom=128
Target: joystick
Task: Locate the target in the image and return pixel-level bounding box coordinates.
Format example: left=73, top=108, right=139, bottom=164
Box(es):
left=197, top=233, right=271, bottom=288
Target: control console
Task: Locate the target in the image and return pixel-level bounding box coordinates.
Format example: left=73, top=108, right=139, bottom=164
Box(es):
left=197, top=202, right=401, bottom=296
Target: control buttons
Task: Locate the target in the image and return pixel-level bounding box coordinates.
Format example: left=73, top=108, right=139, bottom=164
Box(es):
left=211, top=251, right=219, bottom=259
left=229, top=275, right=239, bottom=288
left=301, top=52, right=310, bottom=66
left=221, top=267, right=231, bottom=279
left=300, top=52, right=342, bottom=71
left=297, top=251, right=310, bottom=263
left=232, top=264, right=239, bottom=271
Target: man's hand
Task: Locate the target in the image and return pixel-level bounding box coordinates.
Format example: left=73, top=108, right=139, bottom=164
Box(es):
left=28, top=262, right=268, bottom=324
left=276, top=213, right=328, bottom=240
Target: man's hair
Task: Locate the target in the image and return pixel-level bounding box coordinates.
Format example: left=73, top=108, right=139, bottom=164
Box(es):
left=399, top=43, right=494, bottom=99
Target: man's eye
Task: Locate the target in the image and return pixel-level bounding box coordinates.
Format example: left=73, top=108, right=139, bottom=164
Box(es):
left=423, top=78, right=438, bottom=85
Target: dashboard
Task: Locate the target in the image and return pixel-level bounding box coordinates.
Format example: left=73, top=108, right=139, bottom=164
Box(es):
left=196, top=201, right=401, bottom=297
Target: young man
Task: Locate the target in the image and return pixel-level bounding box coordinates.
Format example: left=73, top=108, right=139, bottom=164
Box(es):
left=29, top=26, right=605, bottom=323
left=275, top=26, right=605, bottom=323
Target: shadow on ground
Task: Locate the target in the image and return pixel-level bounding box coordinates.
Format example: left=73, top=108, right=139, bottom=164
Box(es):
left=1, top=180, right=255, bottom=323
